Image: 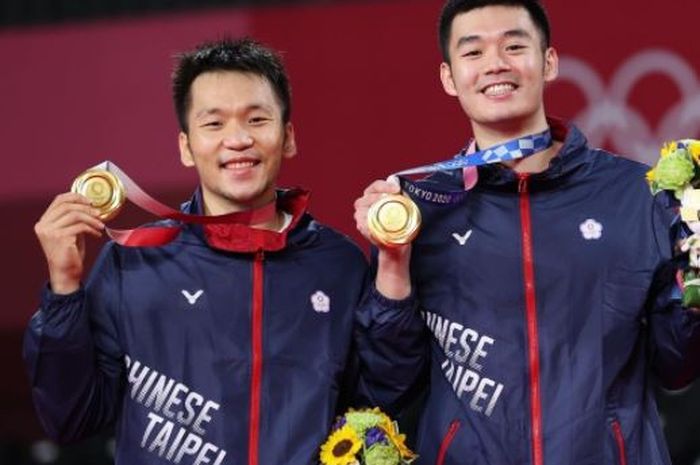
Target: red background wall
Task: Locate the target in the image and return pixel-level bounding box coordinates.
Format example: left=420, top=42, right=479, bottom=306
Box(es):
left=1, top=0, right=698, bottom=440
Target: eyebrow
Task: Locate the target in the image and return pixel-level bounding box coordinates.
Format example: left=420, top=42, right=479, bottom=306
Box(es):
left=503, top=29, right=532, bottom=40
left=194, top=108, right=223, bottom=119
left=455, top=28, right=533, bottom=48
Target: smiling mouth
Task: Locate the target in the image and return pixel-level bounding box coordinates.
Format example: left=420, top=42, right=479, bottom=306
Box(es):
left=482, top=83, right=518, bottom=96
left=221, top=159, right=260, bottom=170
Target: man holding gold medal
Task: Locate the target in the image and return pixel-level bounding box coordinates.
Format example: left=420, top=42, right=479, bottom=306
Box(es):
left=354, top=1, right=700, bottom=464
left=24, top=38, right=371, bottom=465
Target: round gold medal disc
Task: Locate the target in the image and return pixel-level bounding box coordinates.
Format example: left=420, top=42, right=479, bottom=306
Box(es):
left=367, top=194, right=421, bottom=247
left=71, top=169, right=126, bottom=221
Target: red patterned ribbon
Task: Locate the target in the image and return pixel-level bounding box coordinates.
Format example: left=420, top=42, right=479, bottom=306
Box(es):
left=89, top=161, right=277, bottom=247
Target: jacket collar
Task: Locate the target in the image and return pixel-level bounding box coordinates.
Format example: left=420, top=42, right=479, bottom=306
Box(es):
left=183, top=188, right=316, bottom=253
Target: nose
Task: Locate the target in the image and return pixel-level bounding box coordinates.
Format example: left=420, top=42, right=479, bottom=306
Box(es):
left=222, top=127, right=254, bottom=150
left=483, top=49, right=511, bottom=75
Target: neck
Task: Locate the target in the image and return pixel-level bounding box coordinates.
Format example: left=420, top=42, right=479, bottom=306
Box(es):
left=471, top=114, right=558, bottom=174
left=471, top=114, right=549, bottom=149
left=254, top=210, right=285, bottom=231
left=202, top=191, right=283, bottom=231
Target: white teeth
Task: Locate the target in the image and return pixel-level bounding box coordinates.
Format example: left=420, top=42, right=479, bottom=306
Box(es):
left=483, top=83, right=516, bottom=96
left=226, top=161, right=256, bottom=169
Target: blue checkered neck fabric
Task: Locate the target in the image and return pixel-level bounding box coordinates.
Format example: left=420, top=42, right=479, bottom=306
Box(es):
left=398, top=129, right=553, bottom=176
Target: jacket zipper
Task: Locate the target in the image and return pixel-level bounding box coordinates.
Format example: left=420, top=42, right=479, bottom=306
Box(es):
left=611, top=419, right=627, bottom=465
left=518, top=174, right=544, bottom=465
left=435, top=420, right=461, bottom=465
left=248, top=250, right=265, bottom=465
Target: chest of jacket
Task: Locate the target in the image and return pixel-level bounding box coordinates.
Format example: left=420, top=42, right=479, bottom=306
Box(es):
left=112, top=241, right=359, bottom=377
left=410, top=166, right=662, bottom=430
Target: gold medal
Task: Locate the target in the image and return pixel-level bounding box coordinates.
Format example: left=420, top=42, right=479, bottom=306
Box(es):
left=71, top=168, right=126, bottom=221
left=367, top=194, right=421, bottom=247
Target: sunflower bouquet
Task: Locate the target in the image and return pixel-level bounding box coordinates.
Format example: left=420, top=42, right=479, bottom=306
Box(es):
left=647, top=139, right=700, bottom=306
left=319, top=408, right=417, bottom=465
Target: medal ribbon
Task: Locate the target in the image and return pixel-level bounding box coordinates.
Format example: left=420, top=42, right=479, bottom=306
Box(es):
left=87, top=161, right=277, bottom=247
left=394, top=129, right=553, bottom=205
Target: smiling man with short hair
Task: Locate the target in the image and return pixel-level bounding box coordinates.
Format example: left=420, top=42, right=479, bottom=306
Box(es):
left=354, top=1, right=700, bottom=464
left=25, top=38, right=369, bottom=465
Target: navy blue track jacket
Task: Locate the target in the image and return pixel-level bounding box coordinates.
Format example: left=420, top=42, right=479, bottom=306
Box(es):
left=24, top=189, right=371, bottom=465
left=356, top=122, right=700, bottom=465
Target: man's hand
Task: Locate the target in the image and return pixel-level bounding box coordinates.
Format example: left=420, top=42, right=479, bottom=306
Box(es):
left=354, top=179, right=402, bottom=244
left=34, top=193, right=104, bottom=294
left=354, top=180, right=413, bottom=300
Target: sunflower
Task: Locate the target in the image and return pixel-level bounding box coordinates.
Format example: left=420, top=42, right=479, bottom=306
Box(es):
left=379, top=419, right=418, bottom=461
left=320, top=425, right=362, bottom=465
left=688, top=141, right=700, bottom=164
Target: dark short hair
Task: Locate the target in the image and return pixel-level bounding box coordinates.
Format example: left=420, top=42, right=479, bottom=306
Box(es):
left=438, top=0, right=551, bottom=62
left=172, top=37, right=291, bottom=132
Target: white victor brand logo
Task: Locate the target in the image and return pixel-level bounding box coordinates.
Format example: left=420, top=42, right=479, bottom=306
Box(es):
left=452, top=229, right=473, bottom=246
left=181, top=289, right=204, bottom=305
left=558, top=49, right=700, bottom=165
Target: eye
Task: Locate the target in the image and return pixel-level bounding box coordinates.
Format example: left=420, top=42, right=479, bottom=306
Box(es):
left=249, top=116, right=271, bottom=125
left=505, top=44, right=527, bottom=52
left=201, top=121, right=222, bottom=128
left=461, top=49, right=482, bottom=58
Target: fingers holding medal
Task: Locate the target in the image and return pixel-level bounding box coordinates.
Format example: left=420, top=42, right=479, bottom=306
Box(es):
left=34, top=166, right=125, bottom=294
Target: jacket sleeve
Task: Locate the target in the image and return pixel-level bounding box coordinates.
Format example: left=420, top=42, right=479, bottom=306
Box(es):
left=647, top=193, right=700, bottom=390
left=22, top=243, right=125, bottom=443
left=354, top=254, right=429, bottom=416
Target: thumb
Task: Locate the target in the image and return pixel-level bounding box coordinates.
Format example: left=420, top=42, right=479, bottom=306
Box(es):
left=385, top=175, right=402, bottom=194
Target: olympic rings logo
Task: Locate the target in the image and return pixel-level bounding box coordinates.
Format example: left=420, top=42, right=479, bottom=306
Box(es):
left=557, top=49, right=700, bottom=164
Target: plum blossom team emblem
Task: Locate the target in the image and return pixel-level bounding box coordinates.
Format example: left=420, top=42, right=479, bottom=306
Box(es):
left=311, top=290, right=331, bottom=313
left=579, top=219, right=603, bottom=240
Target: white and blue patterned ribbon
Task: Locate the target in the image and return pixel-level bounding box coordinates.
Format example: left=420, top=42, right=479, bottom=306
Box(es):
left=396, top=128, right=552, bottom=176
left=395, top=129, right=553, bottom=205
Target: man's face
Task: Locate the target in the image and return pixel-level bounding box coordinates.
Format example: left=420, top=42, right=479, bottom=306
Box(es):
left=440, top=5, right=558, bottom=133
left=179, top=70, right=296, bottom=215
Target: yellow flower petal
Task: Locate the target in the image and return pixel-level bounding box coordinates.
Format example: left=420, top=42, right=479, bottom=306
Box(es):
left=380, top=419, right=418, bottom=460
left=688, top=140, right=700, bottom=164
left=646, top=168, right=656, bottom=183
left=320, top=426, right=362, bottom=465
left=661, top=141, right=678, bottom=158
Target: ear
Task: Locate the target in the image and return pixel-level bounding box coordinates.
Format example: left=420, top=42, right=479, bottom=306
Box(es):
left=440, top=62, right=458, bottom=97
left=179, top=132, right=195, bottom=167
left=282, top=122, right=297, bottom=159
left=543, top=46, right=559, bottom=83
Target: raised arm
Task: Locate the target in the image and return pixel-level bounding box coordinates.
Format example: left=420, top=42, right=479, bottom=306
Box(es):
left=24, top=192, right=124, bottom=442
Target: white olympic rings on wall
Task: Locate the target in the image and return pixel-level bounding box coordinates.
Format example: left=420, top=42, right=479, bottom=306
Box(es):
left=557, top=49, right=700, bottom=164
